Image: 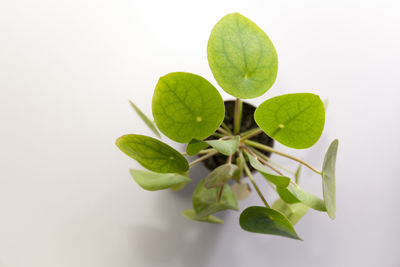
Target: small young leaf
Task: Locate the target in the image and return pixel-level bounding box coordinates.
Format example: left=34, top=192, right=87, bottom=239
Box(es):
left=272, top=199, right=309, bottom=225
left=207, top=13, right=278, bottom=99
left=193, top=180, right=238, bottom=217
left=116, top=134, right=189, bottom=173
left=129, top=100, right=161, bottom=138
left=170, top=182, right=187, bottom=191
left=232, top=182, right=252, bottom=200
left=239, top=206, right=301, bottom=240
left=254, top=93, right=325, bottom=149
left=204, top=163, right=239, bottom=189
left=182, top=209, right=223, bottom=224
left=277, top=184, right=326, bottom=211
left=322, top=139, right=339, bottom=219
left=186, top=139, right=209, bottom=156
left=130, top=169, right=191, bottom=191
left=294, top=164, right=302, bottom=184
left=244, top=151, right=290, bottom=188
left=152, top=72, right=225, bottom=143
left=206, top=136, right=240, bottom=156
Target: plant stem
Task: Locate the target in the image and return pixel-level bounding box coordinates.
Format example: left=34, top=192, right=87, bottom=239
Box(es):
left=189, top=151, right=218, bottom=167
left=217, top=183, right=225, bottom=202
left=212, top=132, right=225, bottom=138
left=217, top=127, right=231, bottom=136
left=240, top=145, right=284, bottom=176
left=249, top=147, right=295, bottom=175
left=197, top=148, right=216, bottom=154
left=240, top=151, right=270, bottom=207
left=233, top=98, right=242, bottom=135
left=240, top=128, right=264, bottom=141
left=221, top=122, right=232, bottom=135
left=244, top=140, right=322, bottom=175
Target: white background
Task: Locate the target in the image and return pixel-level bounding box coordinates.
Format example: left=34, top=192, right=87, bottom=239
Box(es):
left=1, top=0, right=399, bottom=266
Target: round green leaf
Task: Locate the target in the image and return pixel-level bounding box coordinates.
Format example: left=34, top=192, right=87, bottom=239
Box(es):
left=322, top=139, right=339, bottom=219
left=152, top=72, right=225, bottom=143
left=254, top=93, right=325, bottom=149
left=130, top=169, right=191, bottom=191
left=182, top=209, right=223, bottom=224
left=116, top=134, right=188, bottom=173
left=207, top=13, right=278, bottom=99
left=193, top=179, right=238, bottom=217
left=239, top=206, right=301, bottom=240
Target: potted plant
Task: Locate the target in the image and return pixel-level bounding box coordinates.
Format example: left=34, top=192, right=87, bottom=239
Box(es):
left=116, top=13, right=338, bottom=240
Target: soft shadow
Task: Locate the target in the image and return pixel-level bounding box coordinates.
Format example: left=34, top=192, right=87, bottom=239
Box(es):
left=131, top=162, right=227, bottom=267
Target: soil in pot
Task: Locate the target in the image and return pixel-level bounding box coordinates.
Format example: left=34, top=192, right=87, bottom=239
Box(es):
left=203, top=100, right=274, bottom=172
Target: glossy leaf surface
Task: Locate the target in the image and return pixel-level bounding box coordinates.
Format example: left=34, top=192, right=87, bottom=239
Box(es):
left=207, top=13, right=278, bottom=99
left=239, top=206, right=301, bottom=240
left=130, top=169, right=191, bottom=191
left=152, top=72, right=225, bottom=143
left=116, top=134, right=188, bottom=173
left=254, top=93, right=325, bottom=149
left=322, top=139, right=339, bottom=219
left=193, top=180, right=238, bottom=217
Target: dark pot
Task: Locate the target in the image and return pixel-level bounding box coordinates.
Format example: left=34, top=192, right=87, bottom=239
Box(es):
left=202, top=100, right=274, bottom=171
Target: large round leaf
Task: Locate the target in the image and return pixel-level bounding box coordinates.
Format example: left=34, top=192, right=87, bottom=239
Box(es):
left=207, top=13, right=278, bottom=99
left=254, top=93, right=325, bottom=149
left=116, top=134, right=188, bottom=173
left=152, top=72, right=225, bottom=143
left=239, top=206, right=301, bottom=240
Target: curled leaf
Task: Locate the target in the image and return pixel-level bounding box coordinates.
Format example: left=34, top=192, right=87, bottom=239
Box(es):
left=130, top=169, right=191, bottom=191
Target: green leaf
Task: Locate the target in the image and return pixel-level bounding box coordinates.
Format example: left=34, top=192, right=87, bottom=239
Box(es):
left=206, top=136, right=240, bottom=156
left=322, top=139, right=339, bottom=219
left=187, top=136, right=240, bottom=156
left=277, top=184, right=326, bottom=211
left=244, top=151, right=290, bottom=188
left=232, top=182, right=252, bottom=200
left=116, top=134, right=188, bottom=173
left=182, top=209, right=223, bottom=224
left=186, top=139, right=209, bottom=156
left=207, top=13, right=278, bottom=99
left=254, top=93, right=325, bottom=149
left=193, top=179, right=238, bottom=217
left=204, top=163, right=239, bottom=189
left=294, top=164, right=302, bottom=184
left=130, top=169, right=191, bottom=191
left=129, top=100, right=161, bottom=138
left=170, top=182, right=187, bottom=191
left=272, top=199, right=309, bottom=225
left=239, top=206, right=301, bottom=240
left=152, top=72, right=225, bottom=143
